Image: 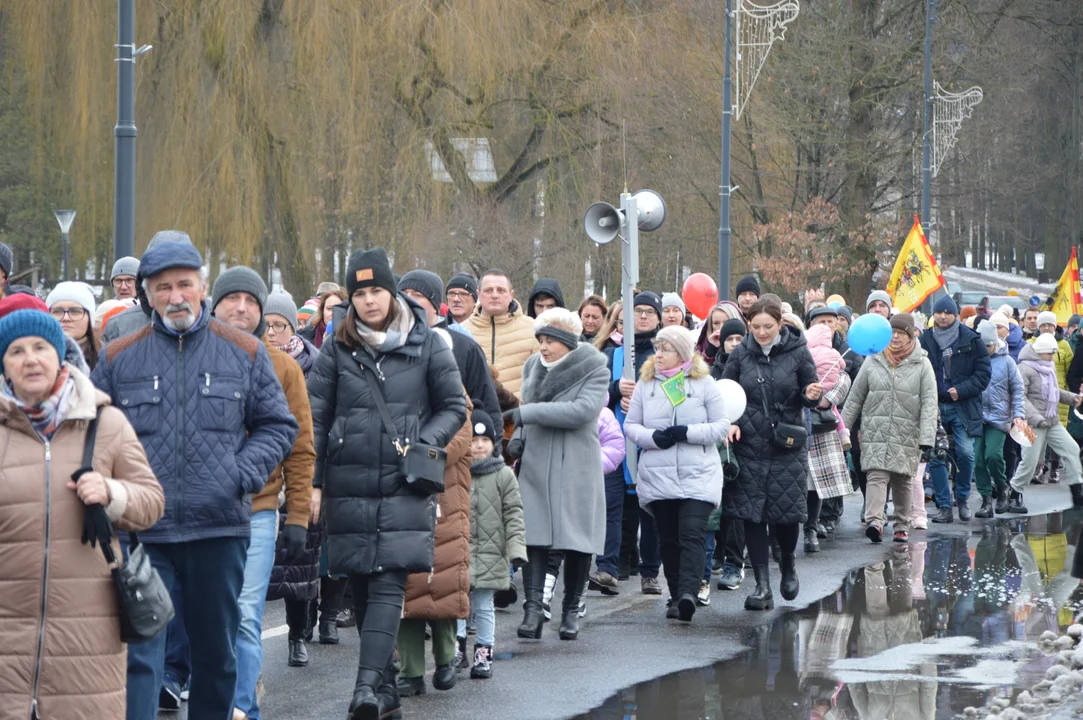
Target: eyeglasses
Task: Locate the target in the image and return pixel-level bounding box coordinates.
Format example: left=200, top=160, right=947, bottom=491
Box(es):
left=633, top=309, right=656, bottom=318
left=446, top=290, right=473, bottom=301
left=50, top=307, right=86, bottom=320
left=112, top=277, right=136, bottom=287
left=266, top=322, right=291, bottom=334
left=653, top=343, right=677, bottom=354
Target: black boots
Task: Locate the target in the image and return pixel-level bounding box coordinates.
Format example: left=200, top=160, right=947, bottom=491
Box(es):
left=349, top=669, right=384, bottom=720
left=931, top=506, right=954, bottom=523
left=376, top=663, right=402, bottom=720
left=974, top=496, right=994, bottom=519
left=1071, top=483, right=1083, bottom=507
left=779, top=553, right=799, bottom=601
left=288, top=637, right=309, bottom=667
left=518, top=547, right=548, bottom=639
left=994, top=486, right=1010, bottom=514
left=319, top=576, right=346, bottom=645
left=803, top=527, right=819, bottom=554
left=559, top=553, right=590, bottom=640
left=957, top=499, right=972, bottom=522
left=1007, top=490, right=1028, bottom=514
left=744, top=565, right=774, bottom=611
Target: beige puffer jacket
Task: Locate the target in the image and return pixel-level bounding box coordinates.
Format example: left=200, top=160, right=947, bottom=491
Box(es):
left=0, top=366, right=164, bottom=720
left=463, top=301, right=538, bottom=398
left=842, top=341, right=939, bottom=478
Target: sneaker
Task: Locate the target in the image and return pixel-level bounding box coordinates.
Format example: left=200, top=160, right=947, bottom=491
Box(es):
left=588, top=570, right=620, bottom=596
left=336, top=608, right=356, bottom=628
left=717, top=563, right=744, bottom=591
left=578, top=599, right=587, bottom=618
left=641, top=576, right=663, bottom=595
left=696, top=580, right=711, bottom=606
left=865, top=524, right=883, bottom=544
left=159, top=677, right=182, bottom=712
left=893, top=530, right=909, bottom=543
left=470, top=645, right=493, bottom=680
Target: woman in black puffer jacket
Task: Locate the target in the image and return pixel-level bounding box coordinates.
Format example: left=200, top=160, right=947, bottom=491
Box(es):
left=307, top=248, right=467, bottom=720
left=721, top=297, right=821, bottom=612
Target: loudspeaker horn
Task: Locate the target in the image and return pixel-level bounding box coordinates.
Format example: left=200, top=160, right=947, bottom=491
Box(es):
left=632, top=189, right=666, bottom=232
left=584, top=202, right=622, bottom=245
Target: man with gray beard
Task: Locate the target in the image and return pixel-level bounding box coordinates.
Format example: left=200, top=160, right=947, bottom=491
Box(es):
left=91, top=240, right=298, bottom=720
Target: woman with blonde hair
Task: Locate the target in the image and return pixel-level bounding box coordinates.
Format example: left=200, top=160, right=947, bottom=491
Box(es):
left=593, top=301, right=624, bottom=352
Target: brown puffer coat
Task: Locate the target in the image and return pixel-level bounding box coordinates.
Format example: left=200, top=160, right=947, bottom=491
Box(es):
left=463, top=301, right=538, bottom=398
left=402, top=401, right=473, bottom=621
left=0, top=366, right=164, bottom=720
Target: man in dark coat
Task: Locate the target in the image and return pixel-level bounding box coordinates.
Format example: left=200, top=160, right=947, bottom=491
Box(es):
left=400, top=270, right=502, bottom=433
left=526, top=278, right=566, bottom=318
left=101, top=230, right=195, bottom=344
left=91, top=240, right=298, bottom=720
left=919, top=295, right=992, bottom=523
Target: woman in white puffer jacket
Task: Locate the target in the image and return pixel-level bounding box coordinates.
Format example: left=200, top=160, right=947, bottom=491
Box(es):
left=624, top=325, right=729, bottom=624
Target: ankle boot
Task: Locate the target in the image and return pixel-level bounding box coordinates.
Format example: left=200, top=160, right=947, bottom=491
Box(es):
left=287, top=637, right=309, bottom=667
left=376, top=663, right=402, bottom=720
left=517, top=547, right=548, bottom=639
left=974, top=496, right=995, bottom=519
left=319, top=576, right=345, bottom=644
left=348, top=668, right=384, bottom=720
left=1071, top=483, right=1083, bottom=508
left=559, top=554, right=590, bottom=640
left=779, top=553, right=799, bottom=602
left=803, top=527, right=819, bottom=554
left=994, top=486, right=1010, bottom=514
left=744, top=564, right=774, bottom=611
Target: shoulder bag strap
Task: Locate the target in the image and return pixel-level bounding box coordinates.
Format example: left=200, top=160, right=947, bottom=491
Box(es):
left=361, top=367, right=408, bottom=456
left=753, top=362, right=775, bottom=427
left=83, top=408, right=137, bottom=566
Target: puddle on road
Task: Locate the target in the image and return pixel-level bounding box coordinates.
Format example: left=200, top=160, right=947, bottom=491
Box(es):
left=574, top=511, right=1083, bottom=720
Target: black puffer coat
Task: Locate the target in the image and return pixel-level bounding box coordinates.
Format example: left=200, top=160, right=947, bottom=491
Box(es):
left=721, top=325, right=818, bottom=525
left=307, top=297, right=468, bottom=576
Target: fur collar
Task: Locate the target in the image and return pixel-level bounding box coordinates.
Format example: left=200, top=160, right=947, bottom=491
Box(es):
left=521, top=343, right=607, bottom=403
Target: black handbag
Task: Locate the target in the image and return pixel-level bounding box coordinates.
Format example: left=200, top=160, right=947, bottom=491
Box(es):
left=755, top=364, right=807, bottom=452
left=810, top=407, right=839, bottom=434
left=81, top=409, right=175, bottom=644
left=362, top=368, right=447, bottom=495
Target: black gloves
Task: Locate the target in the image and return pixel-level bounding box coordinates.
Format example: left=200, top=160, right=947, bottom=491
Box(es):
left=507, top=438, right=525, bottom=460
left=919, top=445, right=932, bottom=463
left=668, top=425, right=689, bottom=443
left=73, top=467, right=114, bottom=550
left=278, top=524, right=308, bottom=564
left=502, top=408, right=522, bottom=428
left=653, top=429, right=677, bottom=450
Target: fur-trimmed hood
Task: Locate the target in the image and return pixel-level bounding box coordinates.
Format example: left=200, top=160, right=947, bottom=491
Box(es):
left=521, top=343, right=607, bottom=404
left=639, top=353, right=711, bottom=382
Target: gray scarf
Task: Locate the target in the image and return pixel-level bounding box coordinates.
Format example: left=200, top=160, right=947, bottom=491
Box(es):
left=932, top=321, right=960, bottom=351
left=355, top=295, right=415, bottom=354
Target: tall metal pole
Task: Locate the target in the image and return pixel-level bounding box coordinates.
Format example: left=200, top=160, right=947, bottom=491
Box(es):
left=113, top=0, right=137, bottom=262
left=62, top=231, right=70, bottom=281
left=620, top=192, right=640, bottom=482
left=718, top=0, right=734, bottom=299
left=921, top=0, right=934, bottom=241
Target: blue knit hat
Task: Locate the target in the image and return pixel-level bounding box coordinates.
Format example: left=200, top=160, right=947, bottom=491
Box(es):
left=0, top=309, right=68, bottom=365
left=933, top=295, right=959, bottom=316
left=138, top=241, right=203, bottom=281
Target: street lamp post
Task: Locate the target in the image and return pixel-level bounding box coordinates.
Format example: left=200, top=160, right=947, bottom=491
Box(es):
left=113, top=0, right=152, bottom=263
left=54, top=210, right=76, bottom=281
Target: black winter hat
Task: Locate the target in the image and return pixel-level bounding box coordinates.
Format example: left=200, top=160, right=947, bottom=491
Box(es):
left=398, top=270, right=444, bottom=314
left=446, top=272, right=479, bottom=301
left=734, top=275, right=760, bottom=298
left=633, top=291, right=663, bottom=321
left=471, top=410, right=496, bottom=440
left=346, top=248, right=397, bottom=298
left=719, top=317, right=747, bottom=341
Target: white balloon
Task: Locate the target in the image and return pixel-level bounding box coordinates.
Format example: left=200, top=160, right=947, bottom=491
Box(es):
left=715, top=379, right=747, bottom=423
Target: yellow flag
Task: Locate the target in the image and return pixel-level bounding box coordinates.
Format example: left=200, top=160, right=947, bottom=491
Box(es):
left=1041, top=247, right=1083, bottom=326
left=886, top=217, right=945, bottom=313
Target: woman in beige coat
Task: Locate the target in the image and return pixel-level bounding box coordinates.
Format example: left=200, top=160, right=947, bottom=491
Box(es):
left=0, top=309, right=164, bottom=720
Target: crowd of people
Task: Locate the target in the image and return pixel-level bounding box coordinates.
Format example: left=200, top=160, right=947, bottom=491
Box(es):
left=2, top=234, right=1083, bottom=720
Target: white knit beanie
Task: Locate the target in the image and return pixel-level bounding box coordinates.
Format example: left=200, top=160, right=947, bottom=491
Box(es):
left=1037, top=311, right=1058, bottom=329
left=46, top=281, right=96, bottom=316
left=1033, top=333, right=1059, bottom=354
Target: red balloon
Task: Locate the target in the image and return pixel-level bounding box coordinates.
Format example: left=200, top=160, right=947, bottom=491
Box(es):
left=682, top=273, right=719, bottom=318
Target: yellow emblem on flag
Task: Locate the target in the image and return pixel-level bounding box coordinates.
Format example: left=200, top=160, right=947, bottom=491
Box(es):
left=886, top=216, right=945, bottom=313
left=1041, top=247, right=1083, bottom=327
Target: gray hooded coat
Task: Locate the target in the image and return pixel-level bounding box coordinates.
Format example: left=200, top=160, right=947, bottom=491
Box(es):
left=515, top=343, right=609, bottom=554
left=841, top=341, right=938, bottom=479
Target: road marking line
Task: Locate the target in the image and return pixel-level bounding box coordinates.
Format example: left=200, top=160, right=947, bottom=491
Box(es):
left=262, top=624, right=289, bottom=640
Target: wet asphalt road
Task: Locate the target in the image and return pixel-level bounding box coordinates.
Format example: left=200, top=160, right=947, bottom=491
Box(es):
left=160, top=482, right=1079, bottom=720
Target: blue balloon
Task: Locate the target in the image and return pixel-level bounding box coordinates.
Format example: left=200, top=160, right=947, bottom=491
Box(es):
left=828, top=301, right=843, bottom=309
left=847, top=313, right=893, bottom=356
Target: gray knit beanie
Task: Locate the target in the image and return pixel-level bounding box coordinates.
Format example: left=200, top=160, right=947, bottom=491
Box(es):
left=0, top=242, right=12, bottom=278
left=264, top=290, right=300, bottom=332
left=866, top=290, right=892, bottom=311
left=110, top=256, right=139, bottom=282
left=211, top=266, right=268, bottom=314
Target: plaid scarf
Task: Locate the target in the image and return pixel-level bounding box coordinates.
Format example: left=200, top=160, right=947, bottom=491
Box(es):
left=275, top=334, right=306, bottom=359
left=355, top=296, right=415, bottom=355
left=2, top=366, right=75, bottom=439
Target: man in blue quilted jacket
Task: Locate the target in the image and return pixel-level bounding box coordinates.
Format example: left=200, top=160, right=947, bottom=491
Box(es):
left=91, top=240, right=298, bottom=720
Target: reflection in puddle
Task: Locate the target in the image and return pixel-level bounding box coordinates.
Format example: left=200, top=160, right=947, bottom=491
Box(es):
left=575, top=512, right=1083, bottom=719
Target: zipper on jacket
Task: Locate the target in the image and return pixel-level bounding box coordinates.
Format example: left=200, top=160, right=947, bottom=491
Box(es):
left=176, top=335, right=186, bottom=539
left=30, top=439, right=53, bottom=717
left=490, top=318, right=497, bottom=364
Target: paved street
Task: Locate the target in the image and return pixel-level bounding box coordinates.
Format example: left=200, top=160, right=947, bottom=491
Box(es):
left=157, top=484, right=1078, bottom=720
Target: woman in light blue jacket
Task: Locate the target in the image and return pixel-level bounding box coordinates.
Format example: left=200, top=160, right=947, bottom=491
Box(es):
left=624, top=325, right=730, bottom=623
left=974, top=320, right=1025, bottom=517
